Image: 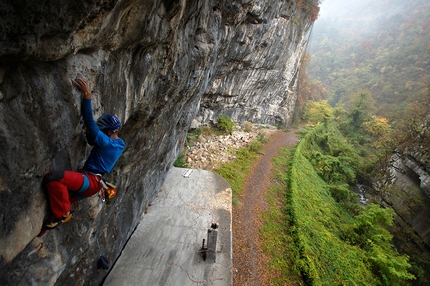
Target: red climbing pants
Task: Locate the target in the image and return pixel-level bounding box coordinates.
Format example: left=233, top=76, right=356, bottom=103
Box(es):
left=45, top=171, right=102, bottom=218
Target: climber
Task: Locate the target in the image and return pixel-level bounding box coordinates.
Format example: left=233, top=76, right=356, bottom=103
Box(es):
left=42, top=77, right=126, bottom=230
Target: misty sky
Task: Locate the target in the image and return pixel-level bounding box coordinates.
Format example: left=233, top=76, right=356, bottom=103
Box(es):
left=308, top=0, right=426, bottom=52
left=317, top=0, right=407, bottom=21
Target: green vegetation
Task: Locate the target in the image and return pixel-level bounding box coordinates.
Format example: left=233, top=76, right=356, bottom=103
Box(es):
left=261, top=145, right=303, bottom=285
left=291, top=123, right=414, bottom=285
left=287, top=1, right=430, bottom=283
left=173, top=153, right=188, bottom=168
left=214, top=135, right=266, bottom=205
left=303, top=91, right=396, bottom=182
left=261, top=121, right=415, bottom=285
left=259, top=91, right=424, bottom=284
left=308, top=0, right=430, bottom=121
left=217, top=114, right=234, bottom=134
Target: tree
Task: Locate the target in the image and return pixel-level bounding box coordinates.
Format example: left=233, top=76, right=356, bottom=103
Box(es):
left=396, top=86, right=430, bottom=171
left=364, top=116, right=394, bottom=150
left=298, top=52, right=327, bottom=114
left=346, top=89, right=375, bottom=131
left=350, top=204, right=415, bottom=285
left=304, top=100, right=334, bottom=123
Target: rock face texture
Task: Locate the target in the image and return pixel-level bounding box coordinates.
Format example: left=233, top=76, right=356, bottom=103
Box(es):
left=0, top=0, right=313, bottom=284
left=371, top=153, right=430, bottom=274
left=377, top=154, right=430, bottom=247
left=199, top=2, right=310, bottom=126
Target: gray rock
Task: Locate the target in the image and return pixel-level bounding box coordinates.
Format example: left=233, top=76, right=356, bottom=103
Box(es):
left=372, top=154, right=430, bottom=248
left=0, top=0, right=313, bottom=284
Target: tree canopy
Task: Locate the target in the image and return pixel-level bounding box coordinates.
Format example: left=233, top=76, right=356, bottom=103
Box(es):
left=308, top=0, right=430, bottom=122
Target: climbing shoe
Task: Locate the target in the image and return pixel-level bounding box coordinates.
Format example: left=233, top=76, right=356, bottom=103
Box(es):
left=43, top=213, right=73, bottom=229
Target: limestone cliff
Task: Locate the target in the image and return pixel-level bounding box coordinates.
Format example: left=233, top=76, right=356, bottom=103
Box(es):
left=199, top=1, right=311, bottom=126
left=0, top=0, right=313, bottom=284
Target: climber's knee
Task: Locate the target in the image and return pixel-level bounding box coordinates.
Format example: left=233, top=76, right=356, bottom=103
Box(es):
left=44, top=169, right=65, bottom=184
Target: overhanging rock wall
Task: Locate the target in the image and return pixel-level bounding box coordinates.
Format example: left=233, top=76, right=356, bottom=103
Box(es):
left=0, top=0, right=312, bottom=284
left=200, top=1, right=311, bottom=126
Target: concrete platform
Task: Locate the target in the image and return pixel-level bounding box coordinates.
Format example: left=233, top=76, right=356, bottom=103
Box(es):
left=104, top=167, right=232, bottom=286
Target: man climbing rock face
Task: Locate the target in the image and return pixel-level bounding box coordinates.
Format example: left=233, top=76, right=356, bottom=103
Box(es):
left=41, top=77, right=126, bottom=231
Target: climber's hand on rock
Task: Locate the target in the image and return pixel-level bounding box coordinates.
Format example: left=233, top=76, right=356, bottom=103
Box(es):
left=73, top=77, right=92, bottom=99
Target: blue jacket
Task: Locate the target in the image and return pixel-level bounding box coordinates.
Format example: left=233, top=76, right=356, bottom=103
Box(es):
left=81, top=99, right=125, bottom=175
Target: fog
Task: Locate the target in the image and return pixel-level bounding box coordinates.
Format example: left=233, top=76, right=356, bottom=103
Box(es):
left=313, top=0, right=410, bottom=38
left=306, top=0, right=430, bottom=119
left=318, top=0, right=407, bottom=21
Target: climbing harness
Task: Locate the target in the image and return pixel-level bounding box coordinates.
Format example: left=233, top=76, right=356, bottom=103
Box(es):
left=71, top=173, right=95, bottom=201
left=78, top=169, right=117, bottom=204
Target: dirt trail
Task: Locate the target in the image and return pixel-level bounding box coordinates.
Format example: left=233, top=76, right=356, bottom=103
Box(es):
left=233, top=130, right=300, bottom=286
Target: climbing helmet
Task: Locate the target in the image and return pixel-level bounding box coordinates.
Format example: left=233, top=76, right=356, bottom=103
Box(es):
left=96, top=114, right=121, bottom=132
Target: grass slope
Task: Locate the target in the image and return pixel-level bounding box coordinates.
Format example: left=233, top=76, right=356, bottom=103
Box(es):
left=288, top=140, right=377, bottom=285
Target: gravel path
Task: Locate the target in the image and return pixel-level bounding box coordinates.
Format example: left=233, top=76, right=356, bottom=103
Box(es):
left=233, top=130, right=300, bottom=286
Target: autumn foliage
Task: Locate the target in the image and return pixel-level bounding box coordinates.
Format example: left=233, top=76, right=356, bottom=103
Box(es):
left=298, top=0, right=320, bottom=21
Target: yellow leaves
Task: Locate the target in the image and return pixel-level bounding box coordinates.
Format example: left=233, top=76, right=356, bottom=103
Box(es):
left=405, top=80, right=414, bottom=90
left=365, top=116, right=389, bottom=134
left=304, top=100, right=334, bottom=123
left=364, top=115, right=393, bottom=149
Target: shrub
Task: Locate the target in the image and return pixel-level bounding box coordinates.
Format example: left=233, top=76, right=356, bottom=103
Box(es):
left=173, top=153, right=188, bottom=168
left=243, top=121, right=253, bottom=132
left=327, top=184, right=350, bottom=202
left=287, top=122, right=415, bottom=285
left=218, top=115, right=233, bottom=134
left=186, top=127, right=203, bottom=147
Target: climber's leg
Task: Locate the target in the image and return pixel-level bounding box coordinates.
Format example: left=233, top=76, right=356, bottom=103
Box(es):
left=45, top=171, right=84, bottom=218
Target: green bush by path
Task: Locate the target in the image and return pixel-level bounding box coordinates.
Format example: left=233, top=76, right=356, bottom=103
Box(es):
left=173, top=153, right=189, bottom=168
left=283, top=122, right=415, bottom=285
left=261, top=145, right=303, bottom=285
left=287, top=141, right=377, bottom=285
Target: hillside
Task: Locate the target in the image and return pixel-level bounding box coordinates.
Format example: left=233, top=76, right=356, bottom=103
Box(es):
left=308, top=0, right=430, bottom=121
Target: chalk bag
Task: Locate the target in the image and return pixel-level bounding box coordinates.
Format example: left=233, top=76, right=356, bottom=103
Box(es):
left=98, top=255, right=109, bottom=270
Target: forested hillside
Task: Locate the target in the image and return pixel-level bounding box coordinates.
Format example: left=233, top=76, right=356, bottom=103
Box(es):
left=308, top=0, right=430, bottom=121
left=293, top=1, right=430, bottom=284
left=285, top=121, right=416, bottom=285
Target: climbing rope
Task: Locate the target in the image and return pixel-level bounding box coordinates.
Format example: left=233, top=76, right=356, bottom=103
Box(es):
left=305, top=21, right=315, bottom=54
left=15, top=231, right=50, bottom=286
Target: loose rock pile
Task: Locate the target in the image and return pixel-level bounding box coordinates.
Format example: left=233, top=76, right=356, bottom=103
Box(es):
left=184, top=125, right=277, bottom=170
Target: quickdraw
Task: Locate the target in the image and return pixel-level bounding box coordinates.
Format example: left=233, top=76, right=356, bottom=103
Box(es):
left=100, top=180, right=117, bottom=204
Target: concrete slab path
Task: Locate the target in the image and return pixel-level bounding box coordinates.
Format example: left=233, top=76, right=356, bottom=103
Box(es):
left=104, top=167, right=232, bottom=286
